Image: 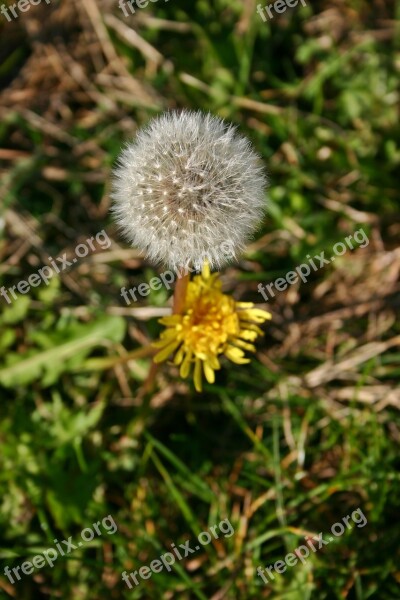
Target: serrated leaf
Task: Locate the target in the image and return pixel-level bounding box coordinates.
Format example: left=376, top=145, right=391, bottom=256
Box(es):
left=0, top=315, right=126, bottom=388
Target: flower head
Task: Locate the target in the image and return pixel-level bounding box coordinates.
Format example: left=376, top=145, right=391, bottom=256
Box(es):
left=111, top=111, right=267, bottom=271
left=152, top=263, right=271, bottom=392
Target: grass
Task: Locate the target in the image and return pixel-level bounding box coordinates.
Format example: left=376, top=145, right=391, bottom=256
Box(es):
left=0, top=0, right=399, bottom=598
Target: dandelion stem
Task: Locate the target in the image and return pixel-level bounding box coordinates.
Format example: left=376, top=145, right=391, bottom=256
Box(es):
left=173, top=271, right=190, bottom=314
left=142, top=271, right=190, bottom=395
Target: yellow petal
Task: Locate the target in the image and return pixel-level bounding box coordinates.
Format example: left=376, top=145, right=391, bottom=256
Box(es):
left=203, top=360, right=215, bottom=384
left=208, top=354, right=221, bottom=370
left=224, top=344, right=250, bottom=364
left=180, top=349, right=192, bottom=379
left=173, top=345, right=185, bottom=366
left=152, top=330, right=180, bottom=348
left=153, top=340, right=181, bottom=363
left=238, top=329, right=258, bottom=341
left=239, top=323, right=264, bottom=336
left=194, top=358, right=203, bottom=392
left=235, top=301, right=255, bottom=308
left=159, top=315, right=183, bottom=326
left=201, top=261, right=211, bottom=279
left=239, top=308, right=272, bottom=323
left=232, top=339, right=256, bottom=352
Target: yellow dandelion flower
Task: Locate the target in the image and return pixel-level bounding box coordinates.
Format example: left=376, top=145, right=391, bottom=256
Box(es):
left=153, top=263, right=271, bottom=392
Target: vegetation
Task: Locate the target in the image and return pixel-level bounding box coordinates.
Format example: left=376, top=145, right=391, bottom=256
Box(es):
left=0, top=0, right=399, bottom=598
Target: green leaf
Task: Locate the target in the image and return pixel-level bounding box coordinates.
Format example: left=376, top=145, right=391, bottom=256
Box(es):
left=0, top=295, right=30, bottom=325
left=0, top=315, right=126, bottom=388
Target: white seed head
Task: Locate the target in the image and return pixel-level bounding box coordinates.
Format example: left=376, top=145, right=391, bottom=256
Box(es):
left=111, top=110, right=268, bottom=270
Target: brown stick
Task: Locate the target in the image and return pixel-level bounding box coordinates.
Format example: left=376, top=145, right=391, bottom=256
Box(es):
left=141, top=359, right=160, bottom=395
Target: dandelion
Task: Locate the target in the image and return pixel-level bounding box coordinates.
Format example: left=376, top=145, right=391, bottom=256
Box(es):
left=152, top=262, right=271, bottom=392
left=112, top=110, right=270, bottom=392
left=111, top=110, right=267, bottom=271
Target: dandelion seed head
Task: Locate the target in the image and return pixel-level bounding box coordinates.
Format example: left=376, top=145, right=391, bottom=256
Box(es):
left=111, top=111, right=268, bottom=270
